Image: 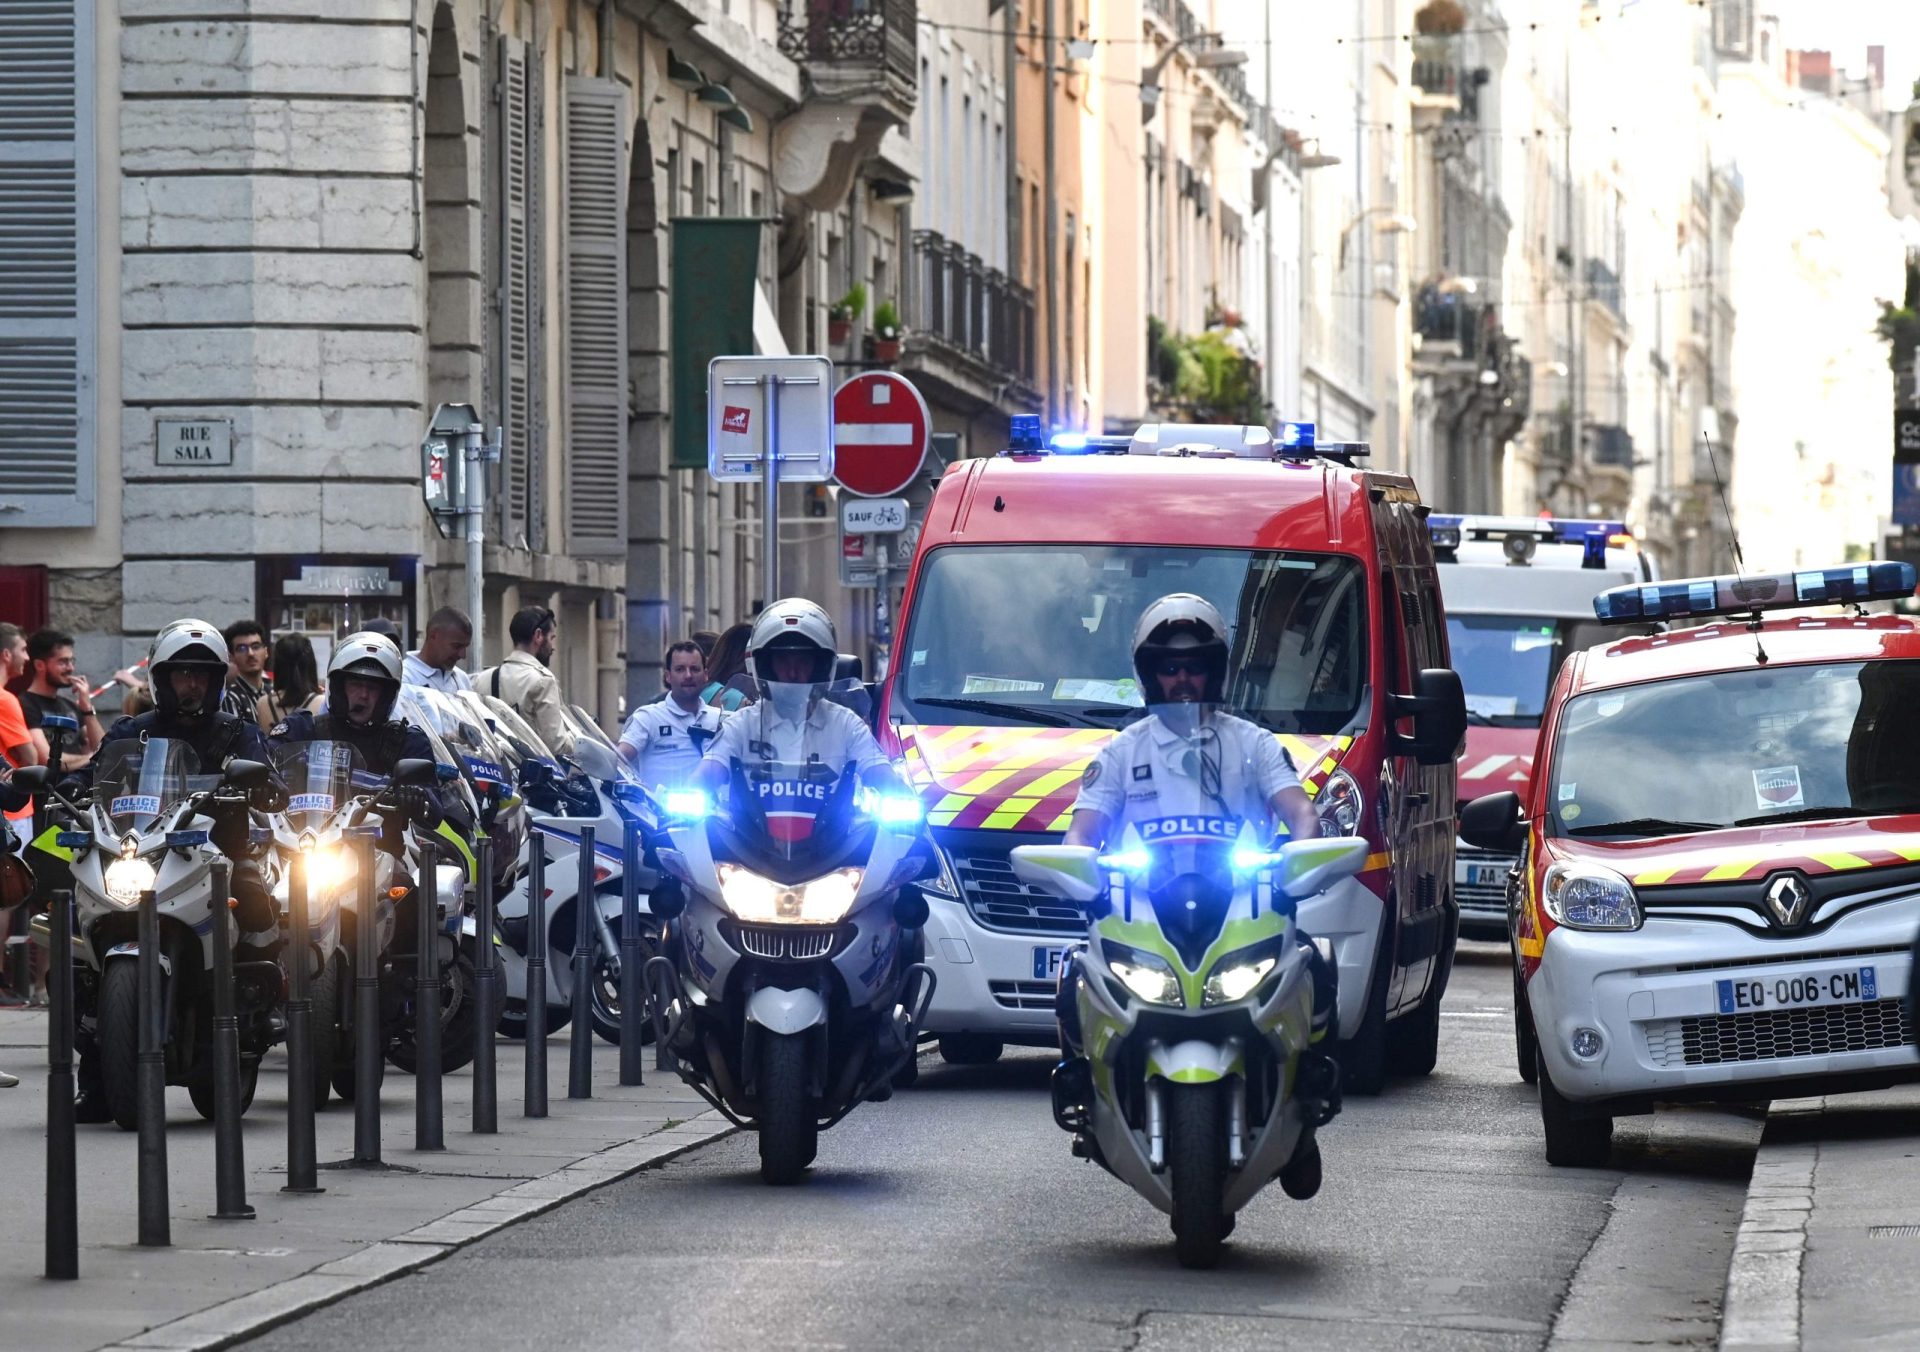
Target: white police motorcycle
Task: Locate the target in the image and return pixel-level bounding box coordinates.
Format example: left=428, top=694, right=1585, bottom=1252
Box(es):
left=650, top=696, right=936, bottom=1184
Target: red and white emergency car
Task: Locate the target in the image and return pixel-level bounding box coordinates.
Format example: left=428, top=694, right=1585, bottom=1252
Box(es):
left=1431, top=515, right=1655, bottom=938
left=1461, top=561, right=1920, bottom=1165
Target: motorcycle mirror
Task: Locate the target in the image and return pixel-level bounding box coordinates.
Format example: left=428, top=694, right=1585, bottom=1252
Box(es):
left=1009, top=845, right=1102, bottom=904
left=1275, top=837, right=1370, bottom=900
left=892, top=883, right=929, bottom=929
left=520, top=758, right=555, bottom=789
left=7, top=765, right=50, bottom=794
left=395, top=757, right=438, bottom=787
left=222, top=758, right=271, bottom=791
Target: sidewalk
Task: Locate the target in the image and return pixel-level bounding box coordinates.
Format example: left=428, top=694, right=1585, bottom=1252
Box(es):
left=1720, top=1084, right=1920, bottom=1351
left=0, top=1005, right=732, bottom=1352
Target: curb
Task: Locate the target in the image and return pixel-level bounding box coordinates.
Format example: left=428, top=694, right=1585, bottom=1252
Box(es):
left=1718, top=1116, right=1816, bottom=1352
left=92, top=1111, right=737, bottom=1352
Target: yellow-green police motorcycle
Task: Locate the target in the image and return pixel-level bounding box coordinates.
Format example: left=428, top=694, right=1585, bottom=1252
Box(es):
left=1012, top=826, right=1367, bottom=1268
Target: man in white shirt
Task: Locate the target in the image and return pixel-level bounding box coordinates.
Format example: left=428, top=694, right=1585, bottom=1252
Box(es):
left=402, top=607, right=475, bottom=695
left=620, top=639, right=725, bottom=791
left=478, top=605, right=575, bottom=757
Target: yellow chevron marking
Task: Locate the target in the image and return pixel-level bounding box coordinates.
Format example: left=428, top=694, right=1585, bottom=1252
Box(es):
left=1045, top=806, right=1075, bottom=831
left=981, top=799, right=1040, bottom=830
left=1809, top=851, right=1872, bottom=872
left=956, top=767, right=1018, bottom=795
left=990, top=727, right=1108, bottom=772
left=1884, top=842, right=1920, bottom=862
left=927, top=792, right=973, bottom=827
left=1318, top=757, right=1338, bottom=776
left=1364, top=852, right=1391, bottom=872
left=1702, top=858, right=1759, bottom=882
left=1019, top=767, right=1086, bottom=801
left=1518, top=934, right=1544, bottom=958
left=937, top=726, right=1051, bottom=774
left=1633, top=866, right=1679, bottom=886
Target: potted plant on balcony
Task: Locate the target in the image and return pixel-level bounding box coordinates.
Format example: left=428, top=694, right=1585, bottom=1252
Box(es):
left=872, top=299, right=903, bottom=362
left=828, top=282, right=866, bottom=346
left=1414, top=0, right=1466, bottom=34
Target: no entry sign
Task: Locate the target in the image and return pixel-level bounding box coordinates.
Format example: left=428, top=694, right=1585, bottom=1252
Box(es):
left=832, top=372, right=931, bottom=498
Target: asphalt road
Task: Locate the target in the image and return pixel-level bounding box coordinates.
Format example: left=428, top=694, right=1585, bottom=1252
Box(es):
left=242, top=943, right=1763, bottom=1351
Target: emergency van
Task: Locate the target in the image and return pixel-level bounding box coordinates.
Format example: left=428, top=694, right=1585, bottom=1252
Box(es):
left=878, top=419, right=1468, bottom=1093
left=1460, top=561, right=1920, bottom=1165
left=1432, top=515, right=1655, bottom=938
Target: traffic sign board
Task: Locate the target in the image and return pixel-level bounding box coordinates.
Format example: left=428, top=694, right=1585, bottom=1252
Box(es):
left=832, top=372, right=931, bottom=497
left=840, top=532, right=879, bottom=588
left=707, top=355, right=834, bottom=483
left=841, top=496, right=909, bottom=533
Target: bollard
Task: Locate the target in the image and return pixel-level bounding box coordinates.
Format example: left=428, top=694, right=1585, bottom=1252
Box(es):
left=414, top=854, right=444, bottom=1150
left=135, top=887, right=170, bottom=1247
left=470, top=836, right=497, bottom=1133
left=524, top=831, right=548, bottom=1118
left=568, top=825, right=595, bottom=1099
left=283, top=851, right=322, bottom=1194
left=206, top=860, right=254, bottom=1219
left=351, top=831, right=382, bottom=1164
left=619, top=822, right=645, bottom=1086
left=45, top=887, right=77, bottom=1279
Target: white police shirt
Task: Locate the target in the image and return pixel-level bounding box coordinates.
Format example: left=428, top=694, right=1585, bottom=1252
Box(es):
left=1070, top=712, right=1302, bottom=844
left=700, top=698, right=888, bottom=778
left=619, top=696, right=726, bottom=791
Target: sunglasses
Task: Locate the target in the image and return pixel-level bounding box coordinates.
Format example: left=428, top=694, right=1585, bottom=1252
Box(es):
left=1155, top=659, right=1210, bottom=678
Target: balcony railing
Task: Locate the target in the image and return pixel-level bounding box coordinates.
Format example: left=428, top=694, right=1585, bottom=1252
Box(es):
left=1414, top=283, right=1480, bottom=361
left=1412, top=35, right=1460, bottom=101
left=1585, top=257, right=1624, bottom=319
left=777, top=0, right=917, bottom=97
left=1590, top=423, right=1634, bottom=468
left=908, top=229, right=1036, bottom=386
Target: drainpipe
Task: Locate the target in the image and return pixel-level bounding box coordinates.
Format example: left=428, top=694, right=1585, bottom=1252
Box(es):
left=1042, top=0, right=1059, bottom=426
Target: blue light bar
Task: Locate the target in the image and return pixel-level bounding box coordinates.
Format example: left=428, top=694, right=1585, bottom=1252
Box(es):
left=1593, top=561, right=1918, bottom=625
left=1429, top=514, right=1463, bottom=551
left=1581, top=530, right=1609, bottom=570
left=1006, top=414, right=1044, bottom=453
left=1277, top=420, right=1316, bottom=451
left=1549, top=518, right=1628, bottom=545
left=1049, top=431, right=1090, bottom=452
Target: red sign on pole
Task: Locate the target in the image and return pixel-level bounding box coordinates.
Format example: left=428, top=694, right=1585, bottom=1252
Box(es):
left=832, top=372, right=931, bottom=498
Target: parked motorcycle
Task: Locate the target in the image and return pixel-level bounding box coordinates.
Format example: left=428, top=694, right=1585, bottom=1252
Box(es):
left=650, top=698, right=936, bottom=1184
left=1011, top=824, right=1367, bottom=1268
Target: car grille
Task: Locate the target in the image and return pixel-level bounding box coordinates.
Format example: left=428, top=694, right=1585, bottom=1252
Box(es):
left=988, top=979, right=1057, bottom=1012
left=735, top=926, right=837, bottom=961
left=954, top=848, right=1087, bottom=936
left=1456, top=846, right=1514, bottom=912
left=1644, top=999, right=1915, bottom=1068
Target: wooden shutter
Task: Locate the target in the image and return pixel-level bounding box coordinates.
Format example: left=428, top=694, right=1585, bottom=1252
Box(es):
left=561, top=78, right=628, bottom=556
left=493, top=35, right=542, bottom=550
left=0, top=0, right=94, bottom=527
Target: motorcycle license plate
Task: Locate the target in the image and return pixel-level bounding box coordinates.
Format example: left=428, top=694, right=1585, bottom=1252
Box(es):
left=1031, top=945, right=1071, bottom=981
left=1715, top=965, right=1877, bottom=1014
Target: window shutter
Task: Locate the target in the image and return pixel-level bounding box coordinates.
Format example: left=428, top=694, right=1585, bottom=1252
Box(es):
left=561, top=78, right=628, bottom=556
left=0, top=0, right=94, bottom=528
left=493, top=35, right=541, bottom=550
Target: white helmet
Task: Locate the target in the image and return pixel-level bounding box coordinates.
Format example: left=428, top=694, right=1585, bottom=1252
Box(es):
left=328, top=631, right=404, bottom=725
left=1132, top=593, right=1231, bottom=711
left=747, top=599, right=838, bottom=721
left=149, top=619, right=230, bottom=724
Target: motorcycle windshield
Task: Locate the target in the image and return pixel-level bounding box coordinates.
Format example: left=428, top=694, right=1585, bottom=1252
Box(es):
left=461, top=691, right=557, bottom=768
left=400, top=687, right=508, bottom=793
left=715, top=694, right=874, bottom=866
left=272, top=741, right=374, bottom=832
left=95, top=738, right=198, bottom=834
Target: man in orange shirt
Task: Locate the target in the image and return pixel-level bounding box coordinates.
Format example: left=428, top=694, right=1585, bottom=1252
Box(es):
left=0, top=621, right=41, bottom=1032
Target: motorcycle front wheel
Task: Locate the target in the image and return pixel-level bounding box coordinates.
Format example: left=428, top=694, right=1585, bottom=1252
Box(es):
left=387, top=951, right=479, bottom=1075
left=756, top=1031, right=817, bottom=1186
left=97, top=962, right=142, bottom=1132
left=1167, top=1082, right=1229, bottom=1269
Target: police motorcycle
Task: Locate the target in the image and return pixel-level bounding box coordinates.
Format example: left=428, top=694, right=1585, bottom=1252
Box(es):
left=1011, top=787, right=1368, bottom=1269
left=52, top=738, right=286, bottom=1129
left=649, top=689, right=938, bottom=1185
left=269, top=740, right=473, bottom=1099
left=396, top=686, right=522, bottom=895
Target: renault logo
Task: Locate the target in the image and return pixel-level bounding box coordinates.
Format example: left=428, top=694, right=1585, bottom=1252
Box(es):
left=1764, top=873, right=1812, bottom=930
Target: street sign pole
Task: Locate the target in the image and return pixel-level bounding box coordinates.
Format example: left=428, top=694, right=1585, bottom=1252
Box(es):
left=763, top=372, right=781, bottom=605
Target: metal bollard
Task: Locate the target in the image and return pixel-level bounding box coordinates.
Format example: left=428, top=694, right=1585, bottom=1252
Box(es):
left=283, top=851, right=322, bottom=1194
left=568, top=825, right=595, bottom=1099
left=45, top=887, right=77, bottom=1279
left=414, top=855, right=444, bottom=1150
left=619, top=822, right=645, bottom=1086
left=135, top=887, right=170, bottom=1247
left=206, top=860, right=254, bottom=1219
left=351, top=831, right=383, bottom=1164
left=470, top=837, right=497, bottom=1133
left=6, top=933, right=26, bottom=997
left=524, top=831, right=548, bottom=1117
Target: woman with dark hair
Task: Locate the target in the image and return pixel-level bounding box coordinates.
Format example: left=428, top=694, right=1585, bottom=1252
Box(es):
left=257, top=633, right=326, bottom=729
left=701, top=622, right=753, bottom=711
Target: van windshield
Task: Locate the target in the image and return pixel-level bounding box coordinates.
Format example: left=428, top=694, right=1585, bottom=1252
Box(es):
left=895, top=545, right=1369, bottom=735
left=1446, top=614, right=1616, bottom=725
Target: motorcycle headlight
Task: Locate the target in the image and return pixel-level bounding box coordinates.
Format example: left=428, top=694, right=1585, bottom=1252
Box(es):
left=1203, top=954, right=1278, bottom=1006
left=718, top=864, right=865, bottom=925
left=1541, top=860, right=1641, bottom=931
left=301, top=846, right=356, bottom=898
left=1316, top=768, right=1363, bottom=838
left=1102, top=941, right=1183, bottom=1006
left=103, top=856, right=157, bottom=907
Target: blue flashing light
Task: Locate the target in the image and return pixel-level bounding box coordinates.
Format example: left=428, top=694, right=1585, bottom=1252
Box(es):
left=662, top=788, right=711, bottom=819
left=859, top=788, right=926, bottom=826
left=1549, top=518, right=1628, bottom=545
left=1098, top=847, right=1151, bottom=874
left=1231, top=846, right=1284, bottom=874
left=1049, top=431, right=1090, bottom=452
left=1006, top=414, right=1045, bottom=453
left=1429, top=515, right=1463, bottom=551
left=1277, top=420, right=1316, bottom=451
left=166, top=829, right=210, bottom=849
left=1593, top=561, right=1918, bottom=625
left=1580, top=529, right=1609, bottom=570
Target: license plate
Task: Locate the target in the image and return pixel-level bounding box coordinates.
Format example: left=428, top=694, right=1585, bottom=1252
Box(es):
left=1463, top=863, right=1507, bottom=887
left=1715, top=965, right=1878, bottom=1014
left=1032, top=945, right=1071, bottom=981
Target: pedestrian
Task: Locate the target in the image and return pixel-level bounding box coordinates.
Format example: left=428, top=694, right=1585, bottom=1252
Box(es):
left=403, top=607, right=475, bottom=694
left=691, top=629, right=720, bottom=660
left=701, top=622, right=754, bottom=711
left=220, top=619, right=272, bottom=721
left=477, top=606, right=575, bottom=756
left=18, top=628, right=105, bottom=773
left=618, top=639, right=726, bottom=791
left=360, top=617, right=403, bottom=642
left=0, top=623, right=38, bottom=1012
left=256, top=633, right=327, bottom=729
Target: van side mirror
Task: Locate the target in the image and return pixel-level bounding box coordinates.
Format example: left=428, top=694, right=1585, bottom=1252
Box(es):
left=1459, top=791, right=1526, bottom=854
left=395, top=758, right=439, bottom=788
left=1390, top=668, right=1468, bottom=767
left=222, top=758, right=271, bottom=791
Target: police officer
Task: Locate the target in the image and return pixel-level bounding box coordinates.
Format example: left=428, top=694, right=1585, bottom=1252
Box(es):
left=619, top=638, right=726, bottom=792
left=66, top=619, right=279, bottom=1120
left=1056, top=594, right=1339, bottom=1095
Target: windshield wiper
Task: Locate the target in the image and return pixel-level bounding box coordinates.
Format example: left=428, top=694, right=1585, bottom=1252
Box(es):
left=1731, top=805, right=1902, bottom=827
left=909, top=697, right=1071, bottom=728
left=1465, top=709, right=1497, bottom=726
left=1565, top=816, right=1722, bottom=838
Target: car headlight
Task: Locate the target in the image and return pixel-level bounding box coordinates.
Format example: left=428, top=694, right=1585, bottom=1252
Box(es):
left=103, top=856, right=157, bottom=907
left=1541, top=860, right=1641, bottom=931
left=718, top=864, right=865, bottom=925
left=1102, top=941, right=1183, bottom=1006
left=1204, top=954, right=1278, bottom=1006
left=1316, top=768, right=1363, bottom=837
